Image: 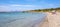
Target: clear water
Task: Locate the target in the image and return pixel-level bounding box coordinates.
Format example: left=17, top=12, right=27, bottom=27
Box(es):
left=0, top=12, right=46, bottom=27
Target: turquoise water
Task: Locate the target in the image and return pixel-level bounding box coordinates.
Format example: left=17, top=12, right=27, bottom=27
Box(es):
left=0, top=12, right=46, bottom=27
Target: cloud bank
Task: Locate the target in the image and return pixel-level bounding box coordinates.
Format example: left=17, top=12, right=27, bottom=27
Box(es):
left=0, top=4, right=59, bottom=12
left=0, top=4, right=42, bottom=12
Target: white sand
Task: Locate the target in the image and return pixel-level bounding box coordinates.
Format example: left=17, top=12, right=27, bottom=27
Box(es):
left=47, top=12, right=60, bottom=27
left=39, top=12, right=60, bottom=27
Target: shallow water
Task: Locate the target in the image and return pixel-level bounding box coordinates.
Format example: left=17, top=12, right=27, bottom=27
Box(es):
left=0, top=12, right=46, bottom=27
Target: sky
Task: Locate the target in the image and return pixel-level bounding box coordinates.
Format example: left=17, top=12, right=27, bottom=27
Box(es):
left=0, top=0, right=60, bottom=12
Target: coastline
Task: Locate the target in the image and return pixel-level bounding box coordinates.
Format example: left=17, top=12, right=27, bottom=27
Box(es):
left=1, top=12, right=60, bottom=27
left=38, top=14, right=49, bottom=27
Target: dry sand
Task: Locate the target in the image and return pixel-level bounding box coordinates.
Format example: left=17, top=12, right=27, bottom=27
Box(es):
left=48, top=12, right=60, bottom=27
left=39, top=12, right=60, bottom=27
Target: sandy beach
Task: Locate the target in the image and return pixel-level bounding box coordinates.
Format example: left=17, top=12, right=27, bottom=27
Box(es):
left=39, top=12, right=60, bottom=27
left=48, top=12, right=60, bottom=27
left=1, top=12, right=60, bottom=27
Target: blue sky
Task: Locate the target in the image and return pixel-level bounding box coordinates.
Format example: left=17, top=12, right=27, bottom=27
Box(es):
left=0, top=0, right=60, bottom=11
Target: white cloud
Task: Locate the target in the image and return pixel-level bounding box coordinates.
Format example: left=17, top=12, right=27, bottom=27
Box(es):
left=11, top=4, right=34, bottom=7
left=11, top=5, right=22, bottom=6
left=0, top=4, right=42, bottom=12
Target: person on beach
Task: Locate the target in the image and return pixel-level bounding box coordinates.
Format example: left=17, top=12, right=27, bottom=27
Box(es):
left=51, top=10, right=56, bottom=14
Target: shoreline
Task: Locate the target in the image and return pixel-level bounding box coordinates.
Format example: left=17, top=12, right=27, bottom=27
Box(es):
left=38, top=14, right=49, bottom=27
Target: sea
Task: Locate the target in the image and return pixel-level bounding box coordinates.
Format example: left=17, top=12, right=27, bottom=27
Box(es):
left=0, top=12, right=46, bottom=27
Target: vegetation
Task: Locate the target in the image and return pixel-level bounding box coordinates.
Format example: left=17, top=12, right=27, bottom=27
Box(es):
left=26, top=7, right=60, bottom=12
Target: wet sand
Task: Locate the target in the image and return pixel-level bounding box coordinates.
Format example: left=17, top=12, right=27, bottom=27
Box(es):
left=38, top=15, right=49, bottom=27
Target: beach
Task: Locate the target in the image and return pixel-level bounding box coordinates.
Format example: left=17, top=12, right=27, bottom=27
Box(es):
left=47, top=12, right=60, bottom=27
left=39, top=12, right=60, bottom=27
left=1, top=12, right=60, bottom=27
